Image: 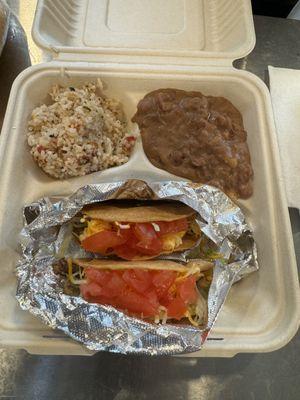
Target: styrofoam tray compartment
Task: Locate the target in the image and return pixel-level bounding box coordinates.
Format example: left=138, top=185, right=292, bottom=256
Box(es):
left=0, top=61, right=298, bottom=356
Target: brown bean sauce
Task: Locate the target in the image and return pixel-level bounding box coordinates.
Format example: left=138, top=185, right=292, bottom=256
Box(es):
left=132, top=89, right=253, bottom=199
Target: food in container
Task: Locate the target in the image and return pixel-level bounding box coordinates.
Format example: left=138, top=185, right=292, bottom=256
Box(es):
left=16, top=179, right=259, bottom=354
left=132, top=88, right=253, bottom=199
left=55, top=258, right=213, bottom=327
left=27, top=82, right=136, bottom=179
left=77, top=201, right=200, bottom=259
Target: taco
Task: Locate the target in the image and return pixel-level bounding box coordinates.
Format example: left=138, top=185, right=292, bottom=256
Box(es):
left=62, top=258, right=213, bottom=326
left=76, top=202, right=201, bottom=260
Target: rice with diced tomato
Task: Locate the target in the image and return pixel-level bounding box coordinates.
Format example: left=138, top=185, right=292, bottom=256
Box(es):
left=27, top=82, right=135, bottom=179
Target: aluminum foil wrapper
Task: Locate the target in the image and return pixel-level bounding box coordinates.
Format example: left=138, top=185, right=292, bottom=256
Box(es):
left=16, top=180, right=258, bottom=355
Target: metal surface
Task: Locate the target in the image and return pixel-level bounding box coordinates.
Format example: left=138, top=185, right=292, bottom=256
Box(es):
left=234, top=15, right=300, bottom=81
left=0, top=10, right=299, bottom=400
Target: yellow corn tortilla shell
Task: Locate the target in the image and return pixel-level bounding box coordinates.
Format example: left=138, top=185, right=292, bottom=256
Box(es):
left=82, top=202, right=195, bottom=223
left=73, top=258, right=213, bottom=273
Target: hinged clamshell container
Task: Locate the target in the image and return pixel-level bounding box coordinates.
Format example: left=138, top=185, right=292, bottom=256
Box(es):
left=0, top=0, right=298, bottom=356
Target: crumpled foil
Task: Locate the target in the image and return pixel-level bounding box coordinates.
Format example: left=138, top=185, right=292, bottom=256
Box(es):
left=16, top=180, right=258, bottom=355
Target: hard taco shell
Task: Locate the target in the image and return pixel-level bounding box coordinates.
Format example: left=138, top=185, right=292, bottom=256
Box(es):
left=82, top=202, right=195, bottom=223
left=80, top=202, right=200, bottom=259
left=73, top=258, right=213, bottom=272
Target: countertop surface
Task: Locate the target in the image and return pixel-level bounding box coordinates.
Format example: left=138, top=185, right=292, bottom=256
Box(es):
left=0, top=10, right=299, bottom=400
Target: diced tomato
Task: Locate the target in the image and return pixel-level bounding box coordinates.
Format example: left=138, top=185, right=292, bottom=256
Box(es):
left=83, top=269, right=127, bottom=297
left=122, top=269, right=152, bottom=293
left=36, top=145, right=45, bottom=153
left=156, top=218, right=188, bottom=236
left=114, top=227, right=140, bottom=259
left=122, top=227, right=140, bottom=247
left=80, top=282, right=109, bottom=299
left=144, top=289, right=160, bottom=309
left=125, top=136, right=136, bottom=142
left=85, top=268, right=111, bottom=286
left=106, top=272, right=127, bottom=296
left=134, top=269, right=151, bottom=281
left=115, top=224, right=162, bottom=258
left=80, top=282, right=92, bottom=300
left=167, top=297, right=187, bottom=320
left=114, top=244, right=139, bottom=260
left=134, top=223, right=163, bottom=255
left=81, top=230, right=127, bottom=254
left=152, top=270, right=177, bottom=299
left=117, top=227, right=133, bottom=240
left=159, top=290, right=176, bottom=307
left=135, top=239, right=162, bottom=255
left=81, top=266, right=197, bottom=321
left=178, top=276, right=198, bottom=305
left=120, top=290, right=158, bottom=317
left=134, top=223, right=157, bottom=243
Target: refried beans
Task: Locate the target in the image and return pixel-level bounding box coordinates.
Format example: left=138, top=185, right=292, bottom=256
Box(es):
left=132, top=89, right=253, bottom=199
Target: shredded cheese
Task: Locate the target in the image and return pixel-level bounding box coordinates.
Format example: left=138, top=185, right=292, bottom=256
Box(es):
left=67, top=258, right=87, bottom=285
left=185, top=309, right=200, bottom=327
left=161, top=306, right=168, bottom=325
left=154, top=306, right=168, bottom=324
left=79, top=219, right=113, bottom=241
left=175, top=266, right=203, bottom=282
left=161, top=231, right=185, bottom=252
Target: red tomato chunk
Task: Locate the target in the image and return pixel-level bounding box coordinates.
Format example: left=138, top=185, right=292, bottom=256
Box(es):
left=80, top=267, right=198, bottom=320
left=81, top=230, right=126, bottom=253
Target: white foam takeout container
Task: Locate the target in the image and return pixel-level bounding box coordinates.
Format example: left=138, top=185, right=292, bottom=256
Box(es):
left=0, top=0, right=298, bottom=357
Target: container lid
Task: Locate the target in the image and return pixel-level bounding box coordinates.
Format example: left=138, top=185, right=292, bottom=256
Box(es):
left=32, top=0, right=255, bottom=65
